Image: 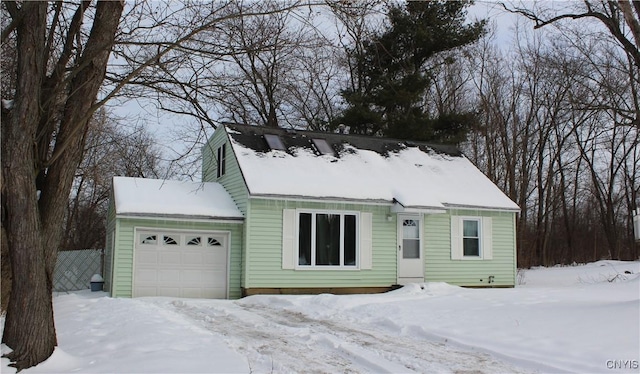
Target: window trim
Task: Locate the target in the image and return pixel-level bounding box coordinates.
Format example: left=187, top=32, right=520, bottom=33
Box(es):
left=295, top=209, right=360, bottom=270
left=451, top=216, right=493, bottom=261
left=399, top=214, right=423, bottom=260
left=461, top=218, right=481, bottom=258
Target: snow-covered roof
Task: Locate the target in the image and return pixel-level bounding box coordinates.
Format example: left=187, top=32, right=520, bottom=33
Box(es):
left=112, top=177, right=243, bottom=219
left=224, top=124, right=519, bottom=211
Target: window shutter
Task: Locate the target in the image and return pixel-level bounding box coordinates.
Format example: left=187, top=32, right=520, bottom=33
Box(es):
left=360, top=212, right=373, bottom=269
left=282, top=209, right=296, bottom=269
left=450, top=216, right=462, bottom=260
left=482, top=217, right=493, bottom=260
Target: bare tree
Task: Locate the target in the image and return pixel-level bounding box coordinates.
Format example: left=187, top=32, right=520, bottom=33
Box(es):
left=62, top=109, right=169, bottom=252
left=466, top=15, right=639, bottom=267
left=505, top=0, right=640, bottom=128
left=1, top=1, right=124, bottom=368
left=1, top=1, right=321, bottom=369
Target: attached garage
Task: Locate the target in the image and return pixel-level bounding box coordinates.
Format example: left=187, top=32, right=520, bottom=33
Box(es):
left=133, top=230, right=230, bottom=298
left=106, top=177, right=244, bottom=299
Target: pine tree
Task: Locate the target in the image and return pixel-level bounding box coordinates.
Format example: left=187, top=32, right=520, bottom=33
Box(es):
left=336, top=0, right=485, bottom=143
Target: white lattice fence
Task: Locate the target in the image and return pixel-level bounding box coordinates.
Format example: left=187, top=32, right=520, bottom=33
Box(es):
left=54, top=249, right=103, bottom=292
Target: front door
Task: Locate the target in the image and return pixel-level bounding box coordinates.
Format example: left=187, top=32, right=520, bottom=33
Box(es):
left=397, top=215, right=424, bottom=284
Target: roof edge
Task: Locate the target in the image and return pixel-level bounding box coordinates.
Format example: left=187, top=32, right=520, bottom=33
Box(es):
left=442, top=203, right=520, bottom=213
left=116, top=213, right=244, bottom=222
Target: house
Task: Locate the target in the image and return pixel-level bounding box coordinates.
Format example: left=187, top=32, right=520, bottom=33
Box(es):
left=105, top=123, right=520, bottom=299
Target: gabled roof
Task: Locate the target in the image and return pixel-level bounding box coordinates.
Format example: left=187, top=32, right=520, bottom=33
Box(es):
left=223, top=124, right=519, bottom=211
left=112, top=177, right=243, bottom=219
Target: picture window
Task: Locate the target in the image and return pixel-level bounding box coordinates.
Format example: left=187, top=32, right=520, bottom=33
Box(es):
left=298, top=211, right=357, bottom=267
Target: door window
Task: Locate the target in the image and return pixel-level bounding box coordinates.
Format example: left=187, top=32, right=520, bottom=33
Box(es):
left=402, top=219, right=420, bottom=259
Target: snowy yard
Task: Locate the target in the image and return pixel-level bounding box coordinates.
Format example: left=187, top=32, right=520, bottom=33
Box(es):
left=2, top=260, right=639, bottom=373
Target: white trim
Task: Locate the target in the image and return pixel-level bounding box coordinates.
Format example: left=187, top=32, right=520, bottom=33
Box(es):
left=450, top=216, right=462, bottom=260
left=391, top=201, right=446, bottom=214
left=460, top=217, right=482, bottom=258
left=450, top=216, right=493, bottom=261
left=250, top=195, right=518, bottom=213
left=116, top=214, right=243, bottom=224
left=294, top=209, right=361, bottom=270
left=251, top=194, right=391, bottom=206
left=397, top=213, right=424, bottom=284
left=359, top=212, right=373, bottom=270
left=282, top=209, right=296, bottom=270
left=482, top=217, right=493, bottom=260
left=132, top=227, right=232, bottom=299
left=444, top=203, right=520, bottom=212
left=108, top=230, right=115, bottom=295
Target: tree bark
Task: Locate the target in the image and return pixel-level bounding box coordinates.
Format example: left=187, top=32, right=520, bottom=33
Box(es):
left=1, top=3, right=54, bottom=370
left=1, top=1, right=124, bottom=370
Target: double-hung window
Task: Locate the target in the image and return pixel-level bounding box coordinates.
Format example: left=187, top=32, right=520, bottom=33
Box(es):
left=462, top=219, right=481, bottom=257
left=451, top=216, right=493, bottom=260
left=298, top=212, right=357, bottom=267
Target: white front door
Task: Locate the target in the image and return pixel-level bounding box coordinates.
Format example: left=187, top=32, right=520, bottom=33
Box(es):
left=397, top=215, right=424, bottom=285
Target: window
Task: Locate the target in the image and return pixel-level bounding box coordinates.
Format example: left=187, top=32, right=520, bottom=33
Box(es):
left=312, top=138, right=334, bottom=156
left=187, top=236, right=202, bottom=246
left=264, top=134, right=286, bottom=151
left=141, top=235, right=157, bottom=245
left=207, top=237, right=222, bottom=246
left=462, top=219, right=480, bottom=256
left=297, top=211, right=357, bottom=267
left=402, top=219, right=420, bottom=259
left=451, top=216, right=493, bottom=260
left=163, top=235, right=178, bottom=245
left=216, top=144, right=226, bottom=178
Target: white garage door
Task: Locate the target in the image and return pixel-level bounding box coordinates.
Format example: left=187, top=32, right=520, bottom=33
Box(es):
left=133, top=230, right=229, bottom=298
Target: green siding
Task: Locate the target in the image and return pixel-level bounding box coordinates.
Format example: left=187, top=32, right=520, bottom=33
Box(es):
left=424, top=209, right=516, bottom=287
left=104, top=197, right=116, bottom=293
left=244, top=198, right=397, bottom=288
left=244, top=200, right=516, bottom=289
left=202, top=128, right=249, bottom=215
left=111, top=217, right=244, bottom=299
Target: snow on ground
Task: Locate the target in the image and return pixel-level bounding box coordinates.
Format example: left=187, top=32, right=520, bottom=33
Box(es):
left=2, top=260, right=639, bottom=373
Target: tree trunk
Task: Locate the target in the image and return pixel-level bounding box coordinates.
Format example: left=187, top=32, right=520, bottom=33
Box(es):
left=1, top=3, right=55, bottom=370
left=1, top=1, right=124, bottom=370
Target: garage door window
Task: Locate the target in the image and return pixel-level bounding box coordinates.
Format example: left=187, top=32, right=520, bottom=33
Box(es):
left=208, top=237, right=222, bottom=246
left=163, top=235, right=179, bottom=245
left=187, top=236, right=202, bottom=246
left=141, top=235, right=157, bottom=245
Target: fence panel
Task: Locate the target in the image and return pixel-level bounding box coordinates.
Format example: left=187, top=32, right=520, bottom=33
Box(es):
left=54, top=249, right=103, bottom=292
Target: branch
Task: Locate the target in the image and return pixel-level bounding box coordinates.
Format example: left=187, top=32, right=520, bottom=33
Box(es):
left=503, top=2, right=640, bottom=68
left=1, top=1, right=22, bottom=42
left=95, top=2, right=320, bottom=109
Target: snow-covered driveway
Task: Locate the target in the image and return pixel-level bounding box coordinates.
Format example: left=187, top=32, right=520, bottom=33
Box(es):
left=163, top=297, right=528, bottom=373
left=2, top=260, right=639, bottom=373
